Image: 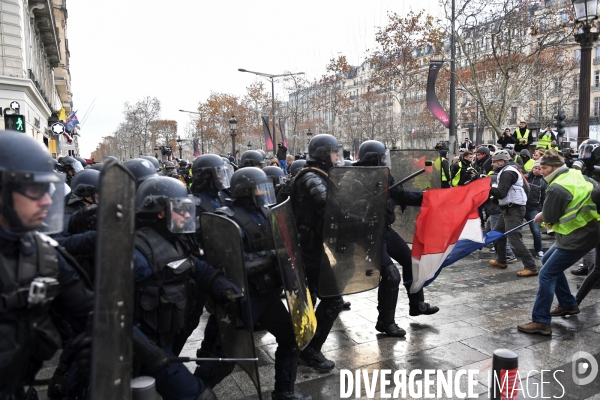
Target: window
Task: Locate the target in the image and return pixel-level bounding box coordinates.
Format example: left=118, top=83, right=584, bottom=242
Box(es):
left=595, top=71, right=600, bottom=87
left=595, top=97, right=600, bottom=117
left=574, top=75, right=580, bottom=91
left=535, top=103, right=542, bottom=119
left=554, top=78, right=562, bottom=94
left=573, top=100, right=579, bottom=118
left=510, top=107, right=518, bottom=124
left=575, top=49, right=581, bottom=62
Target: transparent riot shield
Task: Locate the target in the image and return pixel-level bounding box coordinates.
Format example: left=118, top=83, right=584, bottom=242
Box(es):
left=267, top=199, right=317, bottom=349
left=91, top=161, right=136, bottom=400
left=319, top=166, right=389, bottom=297
left=389, top=149, right=441, bottom=243
left=200, top=213, right=261, bottom=397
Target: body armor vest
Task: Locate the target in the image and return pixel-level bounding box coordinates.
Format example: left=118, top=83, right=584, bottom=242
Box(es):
left=134, top=227, right=196, bottom=347
left=291, top=167, right=329, bottom=250
left=217, top=206, right=281, bottom=295
left=0, top=232, right=63, bottom=389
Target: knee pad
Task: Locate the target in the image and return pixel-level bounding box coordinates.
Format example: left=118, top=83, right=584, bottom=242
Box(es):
left=380, top=264, right=401, bottom=286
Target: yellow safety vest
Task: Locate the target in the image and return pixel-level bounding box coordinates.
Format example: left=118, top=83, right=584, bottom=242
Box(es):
left=549, top=169, right=600, bottom=236
left=435, top=157, right=448, bottom=182
left=537, top=132, right=553, bottom=150
left=452, top=162, right=462, bottom=186
left=523, top=159, right=535, bottom=172
left=515, top=129, right=530, bottom=142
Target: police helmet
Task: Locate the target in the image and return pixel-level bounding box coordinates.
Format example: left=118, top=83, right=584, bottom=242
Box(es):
left=357, top=140, right=387, bottom=166
left=135, top=176, right=195, bottom=233
left=141, top=155, right=161, bottom=172
left=289, top=159, right=307, bottom=177
left=579, top=139, right=600, bottom=161
left=124, top=158, right=159, bottom=187
left=89, top=163, right=103, bottom=171
left=240, top=150, right=265, bottom=168
left=491, top=150, right=511, bottom=162
left=230, top=168, right=277, bottom=207
left=103, top=156, right=118, bottom=163
left=192, top=154, right=231, bottom=190
left=70, top=169, right=100, bottom=198
left=60, top=156, right=84, bottom=174
left=263, top=166, right=286, bottom=187
left=476, top=146, right=490, bottom=156
left=0, top=131, right=65, bottom=233
left=75, top=156, right=88, bottom=169
left=221, top=156, right=236, bottom=178
left=307, top=134, right=344, bottom=166
left=179, top=159, right=189, bottom=168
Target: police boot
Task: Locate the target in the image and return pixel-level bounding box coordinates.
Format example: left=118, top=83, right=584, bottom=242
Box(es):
left=408, top=289, right=440, bottom=316
left=272, top=351, right=312, bottom=400
left=299, top=346, right=335, bottom=373
left=197, top=386, right=217, bottom=400
left=375, top=265, right=405, bottom=337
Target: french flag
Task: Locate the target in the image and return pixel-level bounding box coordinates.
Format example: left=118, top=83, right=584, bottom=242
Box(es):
left=409, top=177, right=502, bottom=293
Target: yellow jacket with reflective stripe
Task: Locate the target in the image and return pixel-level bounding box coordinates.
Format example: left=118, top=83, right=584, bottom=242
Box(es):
left=549, top=169, right=600, bottom=236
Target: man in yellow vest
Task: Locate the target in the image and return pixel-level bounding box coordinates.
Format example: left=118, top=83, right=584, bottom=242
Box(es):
left=537, top=125, right=556, bottom=150
left=435, top=149, right=451, bottom=188
left=518, top=150, right=600, bottom=336
left=514, top=120, right=532, bottom=152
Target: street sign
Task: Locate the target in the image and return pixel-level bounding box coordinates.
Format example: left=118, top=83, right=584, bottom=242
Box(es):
left=4, top=114, right=25, bottom=132
left=51, top=122, right=66, bottom=136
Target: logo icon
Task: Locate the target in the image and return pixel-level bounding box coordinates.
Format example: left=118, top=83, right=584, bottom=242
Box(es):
left=572, top=351, right=598, bottom=386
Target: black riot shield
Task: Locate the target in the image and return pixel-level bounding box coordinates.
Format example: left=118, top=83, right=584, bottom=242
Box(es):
left=389, top=149, right=441, bottom=243
left=319, top=166, right=389, bottom=297
left=200, top=213, right=261, bottom=398
left=91, top=161, right=136, bottom=400
left=267, top=199, right=316, bottom=349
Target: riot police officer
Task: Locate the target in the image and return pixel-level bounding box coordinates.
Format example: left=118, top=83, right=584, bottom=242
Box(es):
left=290, top=134, right=344, bottom=372
left=57, top=155, right=84, bottom=186
left=133, top=176, right=239, bottom=400
left=263, top=165, right=287, bottom=196
left=216, top=168, right=310, bottom=400
left=141, top=155, right=162, bottom=173
left=124, top=158, right=159, bottom=188
left=178, top=159, right=192, bottom=185
left=354, top=141, right=438, bottom=338
left=0, top=131, right=94, bottom=398
left=239, top=150, right=266, bottom=168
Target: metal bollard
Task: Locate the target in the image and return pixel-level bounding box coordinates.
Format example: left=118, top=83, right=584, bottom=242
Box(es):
left=131, top=376, right=156, bottom=400
left=491, top=348, right=519, bottom=400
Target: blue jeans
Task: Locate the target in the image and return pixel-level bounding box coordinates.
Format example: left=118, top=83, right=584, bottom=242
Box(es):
left=525, top=209, right=542, bottom=253
left=279, top=159, right=287, bottom=175
left=532, top=245, right=590, bottom=324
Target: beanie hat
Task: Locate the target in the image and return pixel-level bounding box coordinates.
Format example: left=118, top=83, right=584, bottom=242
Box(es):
left=533, top=161, right=541, bottom=168
left=539, top=149, right=564, bottom=166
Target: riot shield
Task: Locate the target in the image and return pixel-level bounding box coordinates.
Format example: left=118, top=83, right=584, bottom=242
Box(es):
left=389, top=149, right=441, bottom=243
left=267, top=199, right=317, bottom=349
left=319, top=166, right=389, bottom=297
left=200, top=213, right=261, bottom=398
left=91, top=161, right=136, bottom=400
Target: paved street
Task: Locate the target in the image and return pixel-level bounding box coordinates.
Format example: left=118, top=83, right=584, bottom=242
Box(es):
left=36, top=231, right=600, bottom=399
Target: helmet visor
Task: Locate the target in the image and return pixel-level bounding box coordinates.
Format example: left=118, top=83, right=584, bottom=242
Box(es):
left=3, top=172, right=65, bottom=234
left=72, top=161, right=84, bottom=174
left=330, top=145, right=344, bottom=167
left=211, top=166, right=231, bottom=189
left=253, top=182, right=277, bottom=207
left=579, top=143, right=596, bottom=160
left=167, top=195, right=196, bottom=233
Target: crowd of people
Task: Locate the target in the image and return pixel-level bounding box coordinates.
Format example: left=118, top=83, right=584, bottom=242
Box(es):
left=3, top=120, right=600, bottom=399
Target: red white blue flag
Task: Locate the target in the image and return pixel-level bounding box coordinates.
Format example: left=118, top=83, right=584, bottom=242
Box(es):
left=65, top=110, right=79, bottom=132
left=410, top=178, right=497, bottom=293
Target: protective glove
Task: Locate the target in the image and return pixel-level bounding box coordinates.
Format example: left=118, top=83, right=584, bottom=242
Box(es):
left=68, top=204, right=98, bottom=234
left=133, top=327, right=171, bottom=375
left=220, top=288, right=242, bottom=317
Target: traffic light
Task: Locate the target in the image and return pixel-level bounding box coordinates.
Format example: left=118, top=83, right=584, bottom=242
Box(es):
left=554, top=111, right=566, bottom=136
left=4, top=114, right=25, bottom=132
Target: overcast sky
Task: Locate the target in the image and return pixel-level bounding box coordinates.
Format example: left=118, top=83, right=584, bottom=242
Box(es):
left=68, top=0, right=440, bottom=158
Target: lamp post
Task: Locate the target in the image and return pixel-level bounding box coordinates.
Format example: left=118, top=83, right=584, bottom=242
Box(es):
left=247, top=141, right=252, bottom=150
left=573, top=0, right=599, bottom=145
left=176, top=136, right=183, bottom=159
left=306, top=128, right=313, bottom=153
left=229, top=115, right=237, bottom=157
left=179, top=109, right=205, bottom=154
left=238, top=68, right=304, bottom=146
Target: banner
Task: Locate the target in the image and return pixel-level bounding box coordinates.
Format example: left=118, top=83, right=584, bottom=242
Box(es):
left=192, top=137, right=200, bottom=157
left=279, top=117, right=287, bottom=147
left=262, top=116, right=274, bottom=151
left=426, top=61, right=450, bottom=129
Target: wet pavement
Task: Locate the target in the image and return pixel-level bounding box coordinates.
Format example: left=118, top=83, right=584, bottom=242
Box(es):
left=36, top=231, right=600, bottom=399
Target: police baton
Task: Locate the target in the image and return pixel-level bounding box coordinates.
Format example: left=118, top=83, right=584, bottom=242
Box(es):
left=503, top=219, right=535, bottom=235
left=170, top=356, right=259, bottom=363
left=388, top=161, right=434, bottom=191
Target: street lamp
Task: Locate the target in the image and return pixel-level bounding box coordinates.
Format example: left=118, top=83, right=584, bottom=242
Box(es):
left=229, top=115, right=237, bottom=157
left=247, top=141, right=252, bottom=150
left=176, top=136, right=183, bottom=159
left=179, top=109, right=205, bottom=154
left=238, top=68, right=304, bottom=147
left=573, top=0, right=599, bottom=145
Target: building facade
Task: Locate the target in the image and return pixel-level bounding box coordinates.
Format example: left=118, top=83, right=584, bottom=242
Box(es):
left=0, top=0, right=74, bottom=156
